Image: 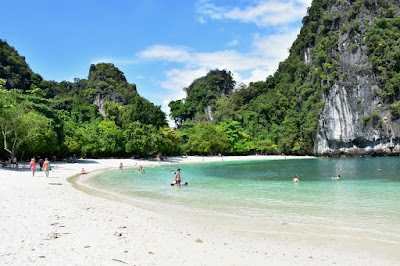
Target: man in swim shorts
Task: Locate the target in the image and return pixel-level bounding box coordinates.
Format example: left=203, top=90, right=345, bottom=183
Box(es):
left=175, top=169, right=181, bottom=187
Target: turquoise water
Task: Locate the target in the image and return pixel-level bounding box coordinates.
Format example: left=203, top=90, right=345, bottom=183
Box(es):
left=88, top=157, right=400, bottom=247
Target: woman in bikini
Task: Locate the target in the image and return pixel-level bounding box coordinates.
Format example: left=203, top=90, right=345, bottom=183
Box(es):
left=30, top=158, right=36, bottom=177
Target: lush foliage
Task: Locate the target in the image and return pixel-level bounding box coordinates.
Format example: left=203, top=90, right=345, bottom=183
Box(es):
left=184, top=123, right=229, bottom=155
left=0, top=40, right=42, bottom=91
left=169, top=69, right=235, bottom=126
left=0, top=41, right=174, bottom=160
left=0, top=80, right=58, bottom=160
left=366, top=14, right=400, bottom=103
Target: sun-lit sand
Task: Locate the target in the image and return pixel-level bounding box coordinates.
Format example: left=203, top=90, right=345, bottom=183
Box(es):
left=0, top=156, right=398, bottom=265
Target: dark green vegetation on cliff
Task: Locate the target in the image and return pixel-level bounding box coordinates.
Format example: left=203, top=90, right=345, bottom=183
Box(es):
left=366, top=14, right=400, bottom=103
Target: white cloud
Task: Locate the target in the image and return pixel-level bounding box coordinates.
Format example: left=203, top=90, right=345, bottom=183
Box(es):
left=160, top=68, right=209, bottom=127
left=193, top=50, right=264, bottom=70
left=227, top=39, right=239, bottom=46
left=139, top=46, right=266, bottom=72
left=161, top=68, right=208, bottom=99
left=138, top=45, right=190, bottom=62
left=233, top=69, right=272, bottom=85
left=197, top=16, right=207, bottom=23
left=252, top=30, right=299, bottom=59
left=139, top=29, right=300, bottom=77
left=196, top=0, right=309, bottom=27
left=297, top=0, right=313, bottom=7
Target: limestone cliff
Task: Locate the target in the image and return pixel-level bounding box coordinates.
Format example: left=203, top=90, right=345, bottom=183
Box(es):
left=88, top=63, right=137, bottom=114
left=308, top=0, right=400, bottom=156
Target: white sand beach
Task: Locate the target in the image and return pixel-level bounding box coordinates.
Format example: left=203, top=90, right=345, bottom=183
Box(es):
left=0, top=156, right=398, bottom=265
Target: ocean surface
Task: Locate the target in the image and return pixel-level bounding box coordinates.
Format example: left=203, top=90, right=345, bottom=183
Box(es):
left=87, top=157, right=400, bottom=251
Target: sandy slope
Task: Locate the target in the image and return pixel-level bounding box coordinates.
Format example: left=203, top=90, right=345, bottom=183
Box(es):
left=0, top=156, right=398, bottom=265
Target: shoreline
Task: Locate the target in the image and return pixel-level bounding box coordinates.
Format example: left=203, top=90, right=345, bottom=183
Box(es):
left=75, top=156, right=400, bottom=262
left=1, top=156, right=399, bottom=265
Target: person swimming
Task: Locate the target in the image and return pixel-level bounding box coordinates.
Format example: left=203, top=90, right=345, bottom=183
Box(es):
left=293, top=175, right=299, bottom=183
left=332, top=175, right=341, bottom=180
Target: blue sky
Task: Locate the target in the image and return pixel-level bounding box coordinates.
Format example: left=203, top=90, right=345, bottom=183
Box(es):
left=1, top=0, right=311, bottom=124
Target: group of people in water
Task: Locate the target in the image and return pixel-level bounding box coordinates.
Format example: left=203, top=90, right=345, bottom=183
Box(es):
left=293, top=174, right=341, bottom=182
left=138, top=165, right=146, bottom=174
left=116, top=162, right=184, bottom=186
left=27, top=158, right=346, bottom=186
left=23, top=156, right=347, bottom=185
left=118, top=162, right=183, bottom=186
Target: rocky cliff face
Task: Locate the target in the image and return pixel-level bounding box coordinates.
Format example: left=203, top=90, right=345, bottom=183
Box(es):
left=88, top=63, right=137, bottom=113
left=312, top=0, right=400, bottom=156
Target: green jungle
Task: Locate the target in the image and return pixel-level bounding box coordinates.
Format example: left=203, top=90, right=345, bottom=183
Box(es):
left=1, top=0, right=400, bottom=161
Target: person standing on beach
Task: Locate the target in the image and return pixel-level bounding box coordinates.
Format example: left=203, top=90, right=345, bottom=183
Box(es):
left=119, top=163, right=123, bottom=170
left=39, top=158, right=44, bottom=171
left=43, top=158, right=50, bottom=178
left=30, top=158, right=36, bottom=177
left=13, top=157, right=18, bottom=171
left=175, top=169, right=181, bottom=187
left=11, top=157, right=17, bottom=169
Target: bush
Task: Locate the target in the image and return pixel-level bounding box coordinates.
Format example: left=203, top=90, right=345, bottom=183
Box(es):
left=390, top=102, right=400, bottom=118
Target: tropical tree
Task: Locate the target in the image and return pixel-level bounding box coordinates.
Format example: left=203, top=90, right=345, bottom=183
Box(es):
left=97, top=120, right=124, bottom=155
left=216, top=119, right=254, bottom=154
left=184, top=123, right=228, bottom=155
left=0, top=83, right=56, bottom=161
left=123, top=122, right=165, bottom=157
left=160, top=127, right=180, bottom=155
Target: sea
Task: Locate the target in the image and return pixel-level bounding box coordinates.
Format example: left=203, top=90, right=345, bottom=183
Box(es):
left=86, top=157, right=400, bottom=256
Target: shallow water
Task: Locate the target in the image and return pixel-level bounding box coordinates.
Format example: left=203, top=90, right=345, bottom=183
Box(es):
left=88, top=157, right=400, bottom=250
